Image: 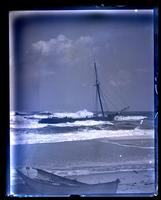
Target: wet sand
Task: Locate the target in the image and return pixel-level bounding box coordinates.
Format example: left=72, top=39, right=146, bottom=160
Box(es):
left=10, top=137, right=156, bottom=196
left=11, top=137, right=154, bottom=167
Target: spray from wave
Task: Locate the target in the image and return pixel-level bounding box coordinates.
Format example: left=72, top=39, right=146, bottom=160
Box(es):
left=10, top=110, right=154, bottom=145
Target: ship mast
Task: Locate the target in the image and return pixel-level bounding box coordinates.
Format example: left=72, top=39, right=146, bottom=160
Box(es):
left=94, top=58, right=105, bottom=117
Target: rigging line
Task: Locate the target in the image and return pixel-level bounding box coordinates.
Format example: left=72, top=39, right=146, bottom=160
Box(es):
left=95, top=87, right=99, bottom=114
left=102, top=86, right=125, bottom=111
left=99, top=86, right=119, bottom=111
left=92, top=62, right=127, bottom=111
left=101, top=83, right=126, bottom=108
left=99, top=87, right=117, bottom=112
left=101, top=84, right=124, bottom=109
left=112, top=88, right=127, bottom=108
left=99, top=71, right=126, bottom=107
left=101, top=92, right=117, bottom=112
left=99, top=87, right=109, bottom=111
left=92, top=79, right=98, bottom=113
left=93, top=73, right=118, bottom=110
left=97, top=84, right=105, bottom=117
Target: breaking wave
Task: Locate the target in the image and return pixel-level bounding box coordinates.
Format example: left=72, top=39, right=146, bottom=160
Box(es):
left=114, top=116, right=147, bottom=121
left=53, top=109, right=94, bottom=118
left=10, top=129, right=154, bottom=145
left=53, top=120, right=113, bottom=127
left=10, top=110, right=154, bottom=145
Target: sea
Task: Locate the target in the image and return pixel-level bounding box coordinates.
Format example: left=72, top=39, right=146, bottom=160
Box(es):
left=10, top=109, right=155, bottom=145
left=9, top=109, right=157, bottom=196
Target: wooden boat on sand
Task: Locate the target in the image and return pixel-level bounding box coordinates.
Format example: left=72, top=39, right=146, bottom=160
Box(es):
left=17, top=167, right=120, bottom=195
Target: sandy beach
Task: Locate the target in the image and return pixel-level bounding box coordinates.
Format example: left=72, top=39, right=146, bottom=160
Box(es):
left=10, top=136, right=156, bottom=196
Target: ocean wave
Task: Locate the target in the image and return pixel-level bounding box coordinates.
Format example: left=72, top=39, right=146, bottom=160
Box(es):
left=38, top=111, right=53, bottom=115
left=53, top=120, right=113, bottom=127
left=15, top=111, right=29, bottom=116
left=100, top=140, right=154, bottom=149
left=10, top=118, right=48, bottom=129
left=10, top=111, right=153, bottom=131
left=10, top=117, right=152, bottom=131
left=29, top=114, right=53, bottom=119
left=114, top=116, right=147, bottom=121
left=53, top=109, right=94, bottom=119
left=10, top=129, right=154, bottom=145
left=10, top=111, right=16, bottom=116
left=10, top=119, right=113, bottom=130
left=10, top=109, right=94, bottom=122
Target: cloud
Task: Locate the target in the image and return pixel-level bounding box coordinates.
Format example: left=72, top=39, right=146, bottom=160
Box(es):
left=32, top=34, right=72, bottom=56
left=109, top=79, right=127, bottom=87
left=109, top=70, right=131, bottom=87
left=32, top=34, right=94, bottom=67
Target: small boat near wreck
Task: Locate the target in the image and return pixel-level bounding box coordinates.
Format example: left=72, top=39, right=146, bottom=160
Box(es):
left=39, top=59, right=129, bottom=124
left=16, top=167, right=120, bottom=195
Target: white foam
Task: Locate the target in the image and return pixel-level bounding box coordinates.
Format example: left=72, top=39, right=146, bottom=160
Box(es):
left=10, top=115, right=24, bottom=122
left=10, top=129, right=154, bottom=145
left=10, top=110, right=95, bottom=128
left=10, top=111, right=16, bottom=116
left=53, top=109, right=94, bottom=118
left=114, top=116, right=147, bottom=121
left=100, top=140, right=154, bottom=149
left=53, top=120, right=113, bottom=127
left=31, top=114, right=53, bottom=119
left=10, top=119, right=113, bottom=129
left=10, top=117, right=48, bottom=129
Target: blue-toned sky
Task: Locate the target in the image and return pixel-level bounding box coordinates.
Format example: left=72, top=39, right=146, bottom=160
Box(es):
left=10, top=10, right=154, bottom=112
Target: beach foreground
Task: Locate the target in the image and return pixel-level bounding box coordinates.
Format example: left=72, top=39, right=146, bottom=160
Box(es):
left=10, top=137, right=156, bottom=196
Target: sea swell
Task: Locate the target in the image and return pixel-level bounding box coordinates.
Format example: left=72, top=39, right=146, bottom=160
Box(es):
left=10, top=110, right=154, bottom=145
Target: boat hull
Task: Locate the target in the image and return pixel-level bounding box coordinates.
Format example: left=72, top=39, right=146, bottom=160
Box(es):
left=39, top=115, right=116, bottom=124
left=17, top=168, right=120, bottom=195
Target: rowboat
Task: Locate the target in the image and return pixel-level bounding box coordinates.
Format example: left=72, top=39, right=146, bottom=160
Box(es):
left=17, top=167, right=120, bottom=195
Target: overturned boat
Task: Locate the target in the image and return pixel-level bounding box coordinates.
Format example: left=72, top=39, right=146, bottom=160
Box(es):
left=17, top=167, right=120, bottom=195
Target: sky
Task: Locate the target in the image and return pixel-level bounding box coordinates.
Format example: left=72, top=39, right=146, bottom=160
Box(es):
left=10, top=10, right=154, bottom=112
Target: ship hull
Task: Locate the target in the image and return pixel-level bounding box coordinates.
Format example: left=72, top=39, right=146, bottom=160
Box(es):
left=17, top=168, right=120, bottom=195
left=39, top=115, right=116, bottom=124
